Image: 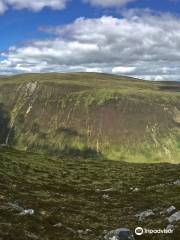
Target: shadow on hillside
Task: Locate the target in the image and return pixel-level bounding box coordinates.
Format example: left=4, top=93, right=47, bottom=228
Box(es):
left=55, top=127, right=83, bottom=137
left=61, top=145, right=102, bottom=159
left=28, top=143, right=102, bottom=159
left=0, top=103, right=14, bottom=145
left=158, top=81, right=180, bottom=92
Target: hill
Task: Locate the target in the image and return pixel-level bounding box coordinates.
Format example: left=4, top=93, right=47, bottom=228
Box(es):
left=0, top=72, right=180, bottom=162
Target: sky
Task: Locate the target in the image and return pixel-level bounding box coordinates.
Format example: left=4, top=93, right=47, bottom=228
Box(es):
left=0, top=0, right=180, bottom=81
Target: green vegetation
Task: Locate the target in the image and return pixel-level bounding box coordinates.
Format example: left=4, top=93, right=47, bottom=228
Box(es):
left=0, top=147, right=179, bottom=240
left=0, top=73, right=179, bottom=239
left=0, top=72, right=179, bottom=162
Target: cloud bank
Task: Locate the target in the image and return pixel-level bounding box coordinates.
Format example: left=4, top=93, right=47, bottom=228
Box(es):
left=0, top=0, right=175, bottom=14
left=1, top=11, right=180, bottom=81
left=0, top=0, right=67, bottom=13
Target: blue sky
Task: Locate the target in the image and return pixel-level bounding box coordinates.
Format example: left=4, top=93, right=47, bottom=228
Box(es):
left=0, top=0, right=180, bottom=80
left=0, top=0, right=179, bottom=51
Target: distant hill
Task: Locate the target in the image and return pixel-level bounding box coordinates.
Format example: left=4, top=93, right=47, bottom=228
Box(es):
left=0, top=72, right=179, bottom=162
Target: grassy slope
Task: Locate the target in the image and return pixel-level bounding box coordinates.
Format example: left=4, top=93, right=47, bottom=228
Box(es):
left=0, top=74, right=180, bottom=240
left=0, top=73, right=180, bottom=162
left=0, top=147, right=179, bottom=240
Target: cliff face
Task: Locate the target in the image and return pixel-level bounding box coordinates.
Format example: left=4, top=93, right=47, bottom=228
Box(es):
left=0, top=73, right=180, bottom=162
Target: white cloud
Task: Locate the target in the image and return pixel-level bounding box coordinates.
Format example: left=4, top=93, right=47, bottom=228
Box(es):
left=0, top=0, right=137, bottom=14
left=83, top=0, right=135, bottom=7
left=85, top=67, right=102, bottom=73
left=0, top=1, right=7, bottom=13
left=2, top=11, right=180, bottom=81
left=0, top=0, right=67, bottom=13
left=112, top=66, right=136, bottom=74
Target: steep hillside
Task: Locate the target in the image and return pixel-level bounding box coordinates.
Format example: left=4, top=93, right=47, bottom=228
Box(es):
left=0, top=73, right=180, bottom=162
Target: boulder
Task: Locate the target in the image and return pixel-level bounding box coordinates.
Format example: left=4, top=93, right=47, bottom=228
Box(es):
left=168, top=211, right=180, bottom=223
left=9, top=202, right=24, bottom=212
left=95, top=188, right=114, bottom=193
left=161, top=206, right=176, bottom=216
left=173, top=179, right=180, bottom=185
left=19, top=209, right=35, bottom=216
left=133, top=187, right=140, bottom=192
left=102, top=194, right=109, bottom=199
left=25, top=231, right=39, bottom=240
left=104, top=228, right=135, bottom=240
left=166, top=224, right=174, bottom=231
left=166, top=206, right=176, bottom=215
left=77, top=228, right=92, bottom=235
left=135, top=209, right=155, bottom=221
left=130, top=187, right=140, bottom=192
left=53, top=223, right=63, bottom=228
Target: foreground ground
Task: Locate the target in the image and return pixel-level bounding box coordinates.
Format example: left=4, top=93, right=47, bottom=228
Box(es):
left=0, top=147, right=180, bottom=240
